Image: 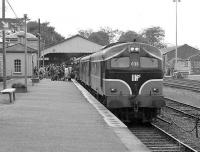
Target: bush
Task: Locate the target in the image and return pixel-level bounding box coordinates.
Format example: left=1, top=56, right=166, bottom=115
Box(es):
left=12, top=83, right=26, bottom=88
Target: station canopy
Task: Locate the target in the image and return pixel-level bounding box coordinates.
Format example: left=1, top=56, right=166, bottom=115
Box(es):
left=41, top=35, right=103, bottom=56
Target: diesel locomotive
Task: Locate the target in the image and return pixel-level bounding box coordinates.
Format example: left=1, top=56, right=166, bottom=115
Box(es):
left=75, top=42, right=165, bottom=122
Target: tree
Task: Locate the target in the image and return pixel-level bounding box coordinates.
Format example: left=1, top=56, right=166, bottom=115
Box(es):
left=88, top=31, right=109, bottom=46
left=78, top=27, right=122, bottom=44
left=142, top=26, right=166, bottom=48
left=118, top=30, right=148, bottom=43
left=78, top=29, right=93, bottom=38
left=118, top=31, right=138, bottom=42
left=27, top=21, right=65, bottom=47
left=100, top=27, right=122, bottom=43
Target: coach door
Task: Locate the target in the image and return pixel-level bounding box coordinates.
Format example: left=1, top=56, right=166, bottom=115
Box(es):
left=88, top=58, right=91, bottom=86
left=100, top=61, right=105, bottom=90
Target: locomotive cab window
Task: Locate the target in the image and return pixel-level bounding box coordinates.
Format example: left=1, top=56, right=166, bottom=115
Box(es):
left=140, top=57, right=158, bottom=68
left=111, top=57, right=130, bottom=68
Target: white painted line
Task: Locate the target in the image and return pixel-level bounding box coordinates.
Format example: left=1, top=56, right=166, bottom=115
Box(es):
left=139, top=79, right=163, bottom=95
left=73, top=80, right=127, bottom=128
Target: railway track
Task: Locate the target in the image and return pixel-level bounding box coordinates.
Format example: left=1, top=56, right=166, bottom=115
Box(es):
left=129, top=97, right=200, bottom=152
left=152, top=97, right=200, bottom=151
left=163, top=78, right=200, bottom=92
left=129, top=122, right=197, bottom=152
left=164, top=97, right=200, bottom=118
left=127, top=97, right=200, bottom=152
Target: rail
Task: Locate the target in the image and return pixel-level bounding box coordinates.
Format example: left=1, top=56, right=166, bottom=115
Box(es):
left=152, top=123, right=198, bottom=152
left=129, top=123, right=198, bottom=152
left=164, top=97, right=200, bottom=138
left=164, top=78, right=200, bottom=92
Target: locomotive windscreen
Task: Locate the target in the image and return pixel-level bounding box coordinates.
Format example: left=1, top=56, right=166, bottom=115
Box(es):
left=140, top=57, right=158, bottom=68
left=111, top=57, right=129, bottom=68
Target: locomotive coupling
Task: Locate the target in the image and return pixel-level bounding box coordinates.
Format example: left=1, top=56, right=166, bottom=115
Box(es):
left=129, top=95, right=139, bottom=112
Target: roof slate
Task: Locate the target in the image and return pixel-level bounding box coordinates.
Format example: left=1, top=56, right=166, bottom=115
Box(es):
left=0, top=43, right=37, bottom=53
left=44, top=34, right=102, bottom=49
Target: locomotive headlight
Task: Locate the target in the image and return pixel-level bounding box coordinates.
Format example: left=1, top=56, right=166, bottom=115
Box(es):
left=130, top=47, right=140, bottom=53
left=110, top=88, right=117, bottom=93
left=152, top=88, right=159, bottom=93
left=130, top=47, right=135, bottom=52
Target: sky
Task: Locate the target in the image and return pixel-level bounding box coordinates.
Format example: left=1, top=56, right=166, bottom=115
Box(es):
left=1, top=0, right=200, bottom=48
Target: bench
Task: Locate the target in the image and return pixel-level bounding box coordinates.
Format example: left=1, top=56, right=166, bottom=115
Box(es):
left=0, top=88, right=16, bottom=103
left=31, top=78, right=40, bottom=83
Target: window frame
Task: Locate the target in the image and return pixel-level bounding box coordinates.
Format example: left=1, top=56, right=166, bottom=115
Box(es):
left=14, top=59, right=22, bottom=73
left=139, top=57, right=159, bottom=69
left=110, top=57, right=130, bottom=68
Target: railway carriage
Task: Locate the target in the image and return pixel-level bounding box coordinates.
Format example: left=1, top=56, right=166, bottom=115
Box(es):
left=78, top=42, right=165, bottom=122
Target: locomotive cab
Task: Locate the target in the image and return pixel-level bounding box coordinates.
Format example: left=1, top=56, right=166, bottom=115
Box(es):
left=102, top=43, right=165, bottom=121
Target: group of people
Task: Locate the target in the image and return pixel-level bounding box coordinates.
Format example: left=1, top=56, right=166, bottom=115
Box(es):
left=48, top=64, right=65, bottom=81
left=33, top=64, right=73, bottom=81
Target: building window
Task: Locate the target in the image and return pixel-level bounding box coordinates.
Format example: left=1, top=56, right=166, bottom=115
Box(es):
left=14, top=59, right=21, bottom=72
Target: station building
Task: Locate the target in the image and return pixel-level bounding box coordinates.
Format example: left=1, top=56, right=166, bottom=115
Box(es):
left=162, top=44, right=200, bottom=75
left=0, top=31, right=38, bottom=78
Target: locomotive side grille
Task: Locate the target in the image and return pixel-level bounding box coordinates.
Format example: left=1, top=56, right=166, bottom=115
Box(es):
left=106, top=70, right=163, bottom=95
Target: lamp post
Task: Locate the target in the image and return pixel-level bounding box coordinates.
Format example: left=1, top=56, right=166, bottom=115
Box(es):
left=37, top=18, right=41, bottom=71
left=2, top=0, right=6, bottom=89
left=173, top=0, right=181, bottom=70
left=24, top=14, right=28, bottom=92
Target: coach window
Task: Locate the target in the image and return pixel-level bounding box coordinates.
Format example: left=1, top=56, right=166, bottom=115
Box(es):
left=95, top=63, right=98, bottom=75
left=111, top=57, right=129, bottom=68
left=14, top=59, right=21, bottom=72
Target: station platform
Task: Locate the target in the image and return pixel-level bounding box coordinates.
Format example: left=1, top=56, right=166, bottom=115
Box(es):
left=0, top=79, right=149, bottom=152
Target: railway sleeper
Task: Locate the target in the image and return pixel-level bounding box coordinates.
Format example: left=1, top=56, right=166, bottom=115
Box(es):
left=109, top=107, right=159, bottom=123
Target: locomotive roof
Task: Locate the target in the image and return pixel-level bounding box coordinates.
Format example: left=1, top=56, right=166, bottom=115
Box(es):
left=81, top=42, right=162, bottom=62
